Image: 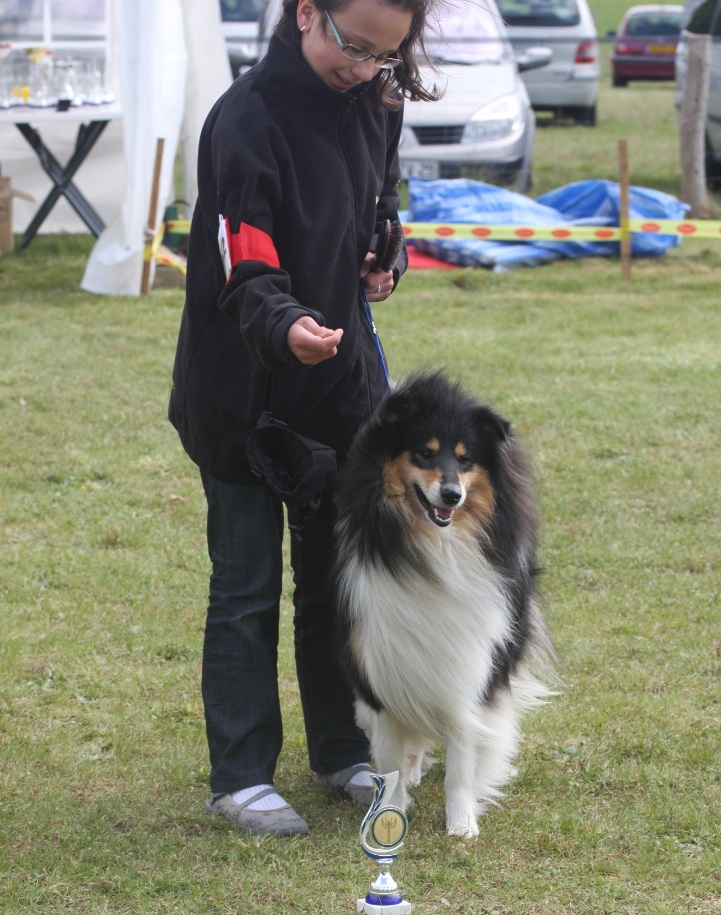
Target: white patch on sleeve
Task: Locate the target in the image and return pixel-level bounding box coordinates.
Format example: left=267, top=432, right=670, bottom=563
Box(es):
left=218, top=215, right=232, bottom=279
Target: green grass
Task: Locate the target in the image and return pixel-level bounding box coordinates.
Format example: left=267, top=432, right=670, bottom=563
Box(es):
left=589, top=0, right=638, bottom=37
left=532, top=75, right=683, bottom=197
left=532, top=17, right=689, bottom=199
left=2, top=75, right=721, bottom=915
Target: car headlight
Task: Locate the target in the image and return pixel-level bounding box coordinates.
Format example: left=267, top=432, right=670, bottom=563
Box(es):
left=461, top=93, right=524, bottom=143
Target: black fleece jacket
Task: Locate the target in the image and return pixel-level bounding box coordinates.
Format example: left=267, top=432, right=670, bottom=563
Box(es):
left=168, top=31, right=407, bottom=484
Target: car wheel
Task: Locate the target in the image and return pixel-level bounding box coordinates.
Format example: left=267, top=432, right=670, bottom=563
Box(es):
left=512, top=165, right=533, bottom=194
left=573, top=104, right=597, bottom=127
left=613, top=74, right=628, bottom=88
left=705, top=135, right=721, bottom=188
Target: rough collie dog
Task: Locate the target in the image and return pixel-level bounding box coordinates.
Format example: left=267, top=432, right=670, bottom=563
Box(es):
left=332, top=371, right=553, bottom=839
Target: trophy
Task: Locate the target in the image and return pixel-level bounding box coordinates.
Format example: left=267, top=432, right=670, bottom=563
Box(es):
left=357, top=771, right=411, bottom=914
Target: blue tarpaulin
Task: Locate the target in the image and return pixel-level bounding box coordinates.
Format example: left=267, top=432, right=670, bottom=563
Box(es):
left=405, top=178, right=690, bottom=271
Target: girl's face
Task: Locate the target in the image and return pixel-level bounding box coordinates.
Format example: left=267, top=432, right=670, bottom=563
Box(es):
left=297, top=0, right=412, bottom=92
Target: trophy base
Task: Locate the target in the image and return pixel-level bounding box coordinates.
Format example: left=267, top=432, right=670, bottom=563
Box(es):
left=357, top=899, right=411, bottom=914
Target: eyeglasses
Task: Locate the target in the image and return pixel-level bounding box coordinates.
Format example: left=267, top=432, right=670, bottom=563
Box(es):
left=323, top=9, right=402, bottom=70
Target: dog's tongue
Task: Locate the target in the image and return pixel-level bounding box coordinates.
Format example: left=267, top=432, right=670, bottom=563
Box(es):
left=434, top=507, right=454, bottom=522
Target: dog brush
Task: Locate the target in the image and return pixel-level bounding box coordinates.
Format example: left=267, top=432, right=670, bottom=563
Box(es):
left=372, top=218, right=405, bottom=272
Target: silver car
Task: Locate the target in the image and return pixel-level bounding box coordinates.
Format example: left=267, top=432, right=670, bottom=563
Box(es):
left=495, top=0, right=600, bottom=125
left=399, top=0, right=549, bottom=191
left=221, top=0, right=265, bottom=76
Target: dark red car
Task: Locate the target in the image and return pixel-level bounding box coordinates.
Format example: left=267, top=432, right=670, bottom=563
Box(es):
left=612, top=4, right=683, bottom=87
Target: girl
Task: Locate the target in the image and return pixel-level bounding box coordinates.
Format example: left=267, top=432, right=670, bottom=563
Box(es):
left=168, top=0, right=441, bottom=836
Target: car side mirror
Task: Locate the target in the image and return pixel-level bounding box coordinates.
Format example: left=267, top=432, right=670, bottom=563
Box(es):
left=515, top=46, right=552, bottom=73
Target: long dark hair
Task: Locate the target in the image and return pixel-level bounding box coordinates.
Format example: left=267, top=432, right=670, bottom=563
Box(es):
left=275, top=0, right=443, bottom=109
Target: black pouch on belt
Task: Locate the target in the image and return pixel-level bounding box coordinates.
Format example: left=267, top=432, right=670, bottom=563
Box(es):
left=246, top=411, right=337, bottom=528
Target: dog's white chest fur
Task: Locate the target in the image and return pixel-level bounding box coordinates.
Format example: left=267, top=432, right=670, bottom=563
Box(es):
left=345, top=533, right=511, bottom=741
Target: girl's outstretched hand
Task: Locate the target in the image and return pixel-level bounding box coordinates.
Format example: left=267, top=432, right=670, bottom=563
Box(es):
left=287, top=315, right=343, bottom=365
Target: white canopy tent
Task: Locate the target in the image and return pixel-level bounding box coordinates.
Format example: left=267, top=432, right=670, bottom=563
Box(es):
left=0, top=0, right=231, bottom=294
left=81, top=0, right=232, bottom=295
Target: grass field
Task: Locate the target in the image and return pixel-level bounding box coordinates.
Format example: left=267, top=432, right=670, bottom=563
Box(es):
left=589, top=0, right=639, bottom=37
left=533, top=1, right=693, bottom=200
left=2, top=41, right=721, bottom=915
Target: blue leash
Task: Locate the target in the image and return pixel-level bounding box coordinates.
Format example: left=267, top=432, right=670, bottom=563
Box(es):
left=359, top=280, right=390, bottom=392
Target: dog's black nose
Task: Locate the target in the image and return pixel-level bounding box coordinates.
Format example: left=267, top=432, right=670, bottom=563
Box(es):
left=441, top=485, right=462, bottom=506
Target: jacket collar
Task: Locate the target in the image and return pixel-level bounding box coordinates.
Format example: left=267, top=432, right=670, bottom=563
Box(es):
left=256, top=33, right=368, bottom=119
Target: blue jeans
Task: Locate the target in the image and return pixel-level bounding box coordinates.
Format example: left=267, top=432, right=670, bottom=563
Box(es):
left=200, top=471, right=370, bottom=794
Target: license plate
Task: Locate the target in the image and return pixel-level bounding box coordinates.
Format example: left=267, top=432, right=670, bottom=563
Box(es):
left=647, top=44, right=675, bottom=54
left=400, top=160, right=440, bottom=180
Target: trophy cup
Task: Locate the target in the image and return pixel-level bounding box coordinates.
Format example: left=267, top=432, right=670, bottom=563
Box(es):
left=357, top=771, right=411, bottom=914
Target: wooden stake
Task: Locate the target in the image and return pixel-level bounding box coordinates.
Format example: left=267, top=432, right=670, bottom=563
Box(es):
left=140, top=137, right=165, bottom=296
left=618, top=139, right=631, bottom=280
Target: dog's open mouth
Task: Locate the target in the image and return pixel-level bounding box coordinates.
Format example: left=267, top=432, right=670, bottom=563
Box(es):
left=414, top=485, right=454, bottom=527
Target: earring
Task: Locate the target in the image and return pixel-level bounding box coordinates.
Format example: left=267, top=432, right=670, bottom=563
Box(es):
left=300, top=25, right=307, bottom=32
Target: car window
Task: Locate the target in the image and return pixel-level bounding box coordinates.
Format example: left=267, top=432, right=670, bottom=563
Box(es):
left=220, top=0, right=264, bottom=23
left=496, top=0, right=581, bottom=28
left=426, top=6, right=506, bottom=64
left=625, top=14, right=682, bottom=37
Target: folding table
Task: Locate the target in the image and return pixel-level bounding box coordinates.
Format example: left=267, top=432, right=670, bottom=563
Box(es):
left=0, top=103, right=122, bottom=250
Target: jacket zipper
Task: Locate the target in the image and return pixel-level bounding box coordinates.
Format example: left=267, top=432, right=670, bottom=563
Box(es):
left=337, top=96, right=391, bottom=393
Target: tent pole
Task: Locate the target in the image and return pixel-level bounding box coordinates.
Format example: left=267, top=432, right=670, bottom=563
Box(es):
left=141, top=138, right=165, bottom=296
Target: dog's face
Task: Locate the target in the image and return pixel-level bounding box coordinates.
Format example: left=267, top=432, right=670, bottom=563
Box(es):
left=384, top=437, right=475, bottom=527
left=377, top=376, right=510, bottom=532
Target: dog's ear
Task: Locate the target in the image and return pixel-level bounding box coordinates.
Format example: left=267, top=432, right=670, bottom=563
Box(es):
left=474, top=405, right=511, bottom=442
left=382, top=387, right=414, bottom=424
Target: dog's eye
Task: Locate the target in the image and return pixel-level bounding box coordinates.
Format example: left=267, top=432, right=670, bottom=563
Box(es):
left=458, top=454, right=473, bottom=468
left=416, top=448, right=435, bottom=462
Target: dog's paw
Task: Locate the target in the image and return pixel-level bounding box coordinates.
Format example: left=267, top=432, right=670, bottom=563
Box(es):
left=446, top=820, right=480, bottom=840
left=405, top=753, right=424, bottom=787
left=386, top=784, right=411, bottom=813
left=406, top=752, right=438, bottom=787
left=446, top=797, right=480, bottom=839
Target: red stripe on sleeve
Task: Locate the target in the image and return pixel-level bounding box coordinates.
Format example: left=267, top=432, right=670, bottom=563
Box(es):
left=228, top=222, right=280, bottom=270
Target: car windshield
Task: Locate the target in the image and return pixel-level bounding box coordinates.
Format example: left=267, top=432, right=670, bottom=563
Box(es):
left=495, top=0, right=581, bottom=28
left=425, top=4, right=507, bottom=64
left=625, top=14, right=681, bottom=37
